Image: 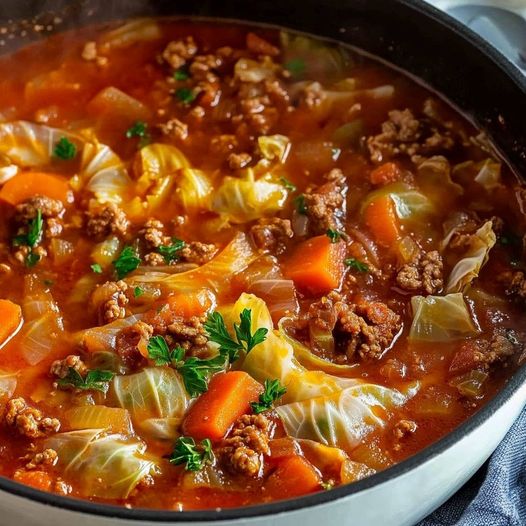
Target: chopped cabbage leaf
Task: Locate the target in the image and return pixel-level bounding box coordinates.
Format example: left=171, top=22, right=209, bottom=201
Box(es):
left=0, top=121, right=81, bottom=167
left=111, top=367, right=189, bottom=439
left=129, top=232, right=258, bottom=295
left=474, top=159, right=502, bottom=191
left=212, top=170, right=288, bottom=223
left=234, top=56, right=281, bottom=83
left=276, top=383, right=407, bottom=450
left=445, top=221, right=496, bottom=293
left=416, top=156, right=463, bottom=200
left=0, top=371, right=17, bottom=399
left=409, top=293, right=480, bottom=342
left=174, top=168, right=213, bottom=212
left=45, top=429, right=159, bottom=498
left=257, top=135, right=290, bottom=164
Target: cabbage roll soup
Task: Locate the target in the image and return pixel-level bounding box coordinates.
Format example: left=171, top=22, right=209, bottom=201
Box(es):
left=0, top=17, right=524, bottom=510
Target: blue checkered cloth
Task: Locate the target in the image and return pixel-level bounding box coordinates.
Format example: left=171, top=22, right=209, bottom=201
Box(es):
left=419, top=407, right=526, bottom=526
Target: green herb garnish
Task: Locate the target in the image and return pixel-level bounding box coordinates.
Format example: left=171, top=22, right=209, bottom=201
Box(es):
left=125, top=121, right=150, bottom=148
left=91, top=263, right=103, bottom=274
left=174, top=67, right=189, bottom=81
left=279, top=177, right=297, bottom=192
left=13, top=210, right=43, bottom=248
left=157, top=238, right=185, bottom=264
left=53, top=137, right=77, bottom=160
left=326, top=228, right=346, bottom=243
left=321, top=481, right=334, bottom=491
left=284, top=58, right=305, bottom=77
left=175, top=87, right=196, bottom=105
left=133, top=286, right=144, bottom=298
left=25, top=252, right=41, bottom=268
left=170, top=437, right=214, bottom=471
left=345, top=258, right=369, bottom=273
left=57, top=368, right=115, bottom=393
left=147, top=336, right=226, bottom=397
left=204, top=309, right=268, bottom=363
left=113, top=246, right=141, bottom=279
left=251, top=379, right=286, bottom=414
left=294, top=194, right=307, bottom=215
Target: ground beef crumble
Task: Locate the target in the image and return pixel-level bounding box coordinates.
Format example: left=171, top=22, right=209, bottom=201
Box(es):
left=140, top=219, right=171, bottom=249
left=24, top=448, right=58, bottom=470
left=303, top=168, right=347, bottom=235
left=90, top=280, right=129, bottom=325
left=304, top=292, right=401, bottom=363
left=250, top=218, right=293, bottom=254
left=86, top=203, right=129, bottom=239
left=49, top=355, right=87, bottom=379
left=396, top=250, right=443, bottom=295
left=217, top=414, right=271, bottom=477
left=161, top=36, right=198, bottom=70
left=166, top=315, right=209, bottom=355
left=4, top=398, right=60, bottom=438
left=180, top=242, right=217, bottom=265
left=499, top=270, right=526, bottom=301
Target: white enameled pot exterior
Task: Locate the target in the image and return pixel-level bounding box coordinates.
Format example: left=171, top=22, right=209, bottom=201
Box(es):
left=0, top=382, right=524, bottom=526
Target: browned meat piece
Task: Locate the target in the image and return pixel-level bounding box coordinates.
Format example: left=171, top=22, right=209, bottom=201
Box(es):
left=13, top=244, right=47, bottom=265
left=227, top=152, right=252, bottom=170
left=299, top=81, right=326, bottom=109
left=49, top=355, right=87, bottom=379
left=139, top=219, right=171, bottom=249
left=4, top=398, right=60, bottom=438
left=499, top=270, right=526, bottom=301
left=167, top=315, right=209, bottom=355
left=396, top=250, right=443, bottom=295
left=24, top=448, right=58, bottom=470
left=393, top=419, right=417, bottom=440
left=449, top=333, right=517, bottom=375
left=15, top=195, right=64, bottom=220
left=303, top=168, right=347, bottom=235
left=114, top=321, right=153, bottom=370
left=306, top=292, right=401, bottom=362
left=90, top=280, right=129, bottom=325
left=81, top=41, right=108, bottom=67
left=180, top=242, right=217, bottom=265
left=144, top=252, right=166, bottom=266
left=217, top=414, right=271, bottom=477
left=86, top=204, right=129, bottom=239
left=161, top=37, right=198, bottom=69
left=250, top=218, right=293, bottom=254
left=158, top=118, right=188, bottom=140
left=366, top=106, right=456, bottom=164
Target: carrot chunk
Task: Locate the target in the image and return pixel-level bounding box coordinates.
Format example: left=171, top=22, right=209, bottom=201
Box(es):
left=370, top=162, right=401, bottom=185
left=13, top=470, right=53, bottom=492
left=283, top=235, right=346, bottom=295
left=0, top=299, right=23, bottom=349
left=265, top=456, right=321, bottom=499
left=363, top=195, right=400, bottom=247
left=0, top=172, right=72, bottom=206
left=183, top=371, right=264, bottom=440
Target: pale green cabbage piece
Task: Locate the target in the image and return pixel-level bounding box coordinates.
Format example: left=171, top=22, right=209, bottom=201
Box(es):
left=212, top=170, right=288, bottom=223
left=174, top=168, right=213, bottom=212
left=111, top=367, right=189, bottom=440
left=409, top=293, right=480, bottom=342
left=257, top=134, right=290, bottom=163
left=276, top=384, right=407, bottom=450
left=0, top=121, right=81, bottom=167
left=445, top=221, right=496, bottom=293
left=45, top=429, right=159, bottom=498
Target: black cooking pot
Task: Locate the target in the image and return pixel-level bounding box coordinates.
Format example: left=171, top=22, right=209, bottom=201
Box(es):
left=0, top=1, right=524, bottom=525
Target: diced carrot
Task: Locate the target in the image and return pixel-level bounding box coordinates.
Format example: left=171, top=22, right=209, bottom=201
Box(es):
left=363, top=195, right=400, bottom=247
left=0, top=172, right=72, bottom=206
left=0, top=299, right=22, bottom=349
left=283, top=235, right=346, bottom=295
left=265, top=456, right=321, bottom=499
left=183, top=371, right=264, bottom=440
left=370, top=162, right=401, bottom=185
left=13, top=470, right=53, bottom=492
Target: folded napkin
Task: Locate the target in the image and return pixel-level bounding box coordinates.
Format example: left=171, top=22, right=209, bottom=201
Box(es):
left=419, top=407, right=526, bottom=526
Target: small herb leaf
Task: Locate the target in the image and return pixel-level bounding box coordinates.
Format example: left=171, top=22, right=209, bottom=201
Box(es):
left=91, top=263, right=103, bottom=274
left=157, top=238, right=185, bottom=264
left=113, top=246, right=141, bottom=279
left=250, top=379, right=286, bottom=414
left=170, top=436, right=215, bottom=471
left=53, top=137, right=77, bottom=160
left=57, top=368, right=114, bottom=393
left=345, top=258, right=369, bottom=273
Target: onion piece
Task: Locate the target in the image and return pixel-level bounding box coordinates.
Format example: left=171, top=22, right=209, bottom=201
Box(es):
left=249, top=279, right=299, bottom=322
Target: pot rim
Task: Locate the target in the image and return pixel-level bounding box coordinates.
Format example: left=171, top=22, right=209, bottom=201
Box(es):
left=1, top=0, right=526, bottom=521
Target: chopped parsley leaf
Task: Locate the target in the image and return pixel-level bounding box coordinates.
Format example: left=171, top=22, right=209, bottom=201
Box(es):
left=53, top=137, right=77, bottom=160
left=294, top=194, right=307, bottom=215
left=279, top=176, right=297, bottom=192
left=326, top=228, right=346, bottom=243
left=284, top=58, right=305, bottom=77
left=91, top=263, right=103, bottom=274
left=25, top=252, right=40, bottom=268
left=170, top=436, right=214, bottom=471
left=133, top=286, right=144, bottom=298
left=157, top=238, right=185, bottom=264
left=13, top=210, right=43, bottom=248
left=175, top=87, right=196, bottom=105
left=113, top=246, right=141, bottom=279
left=345, top=258, right=369, bottom=273
left=173, top=67, right=189, bottom=81
left=125, top=121, right=150, bottom=148
left=204, top=309, right=268, bottom=363
left=250, top=379, right=286, bottom=414
left=57, top=368, right=114, bottom=393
